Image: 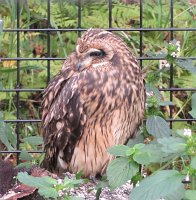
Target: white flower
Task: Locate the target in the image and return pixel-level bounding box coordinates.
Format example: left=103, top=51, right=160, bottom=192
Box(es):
left=165, top=62, right=170, bottom=68
left=57, top=179, right=63, bottom=184
left=171, top=52, right=177, bottom=57
left=146, top=91, right=154, bottom=97
left=143, top=172, right=147, bottom=178
left=185, top=174, right=190, bottom=182
left=184, top=129, right=192, bottom=137
left=58, top=190, right=64, bottom=197
left=159, top=60, right=166, bottom=68
left=136, top=181, right=140, bottom=187
left=176, top=41, right=180, bottom=47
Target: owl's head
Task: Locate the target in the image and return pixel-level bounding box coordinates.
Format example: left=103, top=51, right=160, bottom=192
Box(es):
left=75, top=28, right=130, bottom=71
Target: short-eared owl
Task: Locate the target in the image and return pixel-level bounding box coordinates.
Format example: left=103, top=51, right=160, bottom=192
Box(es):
left=42, top=28, right=145, bottom=177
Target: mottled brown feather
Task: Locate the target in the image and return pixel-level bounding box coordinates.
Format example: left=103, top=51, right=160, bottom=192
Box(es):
left=41, top=28, right=145, bottom=177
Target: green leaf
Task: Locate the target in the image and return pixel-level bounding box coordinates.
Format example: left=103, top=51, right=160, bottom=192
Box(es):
left=19, top=150, right=33, bottom=161
left=23, top=136, right=44, bottom=145
left=17, top=172, right=55, bottom=188
left=159, top=101, right=174, bottom=106
left=146, top=116, right=172, bottom=138
left=127, top=133, right=144, bottom=148
left=126, top=143, right=145, bottom=156
left=16, top=162, right=33, bottom=169
left=184, top=190, right=196, bottom=200
left=133, top=143, right=164, bottom=165
left=0, top=112, right=3, bottom=119
left=107, top=157, right=139, bottom=190
left=63, top=176, right=84, bottom=188
left=42, top=176, right=58, bottom=185
left=146, top=83, right=162, bottom=100
left=157, top=137, right=186, bottom=154
left=176, top=59, right=196, bottom=74
left=0, top=120, right=16, bottom=150
left=38, top=187, right=58, bottom=199
left=0, top=82, right=3, bottom=89
left=189, top=93, right=196, bottom=118
left=17, top=172, right=58, bottom=198
left=191, top=156, right=196, bottom=169
left=129, top=170, right=184, bottom=200
left=108, top=145, right=130, bottom=157
left=164, top=186, right=185, bottom=200
left=189, top=110, right=196, bottom=118
left=68, top=197, right=84, bottom=200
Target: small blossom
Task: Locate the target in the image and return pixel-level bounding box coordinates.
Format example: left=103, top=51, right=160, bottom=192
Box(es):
left=176, top=40, right=180, bottom=47
left=57, top=179, right=63, bottom=184
left=184, top=129, right=192, bottom=137
left=165, top=63, right=170, bottom=68
left=143, top=172, right=147, bottom=178
left=0, top=19, right=3, bottom=27
left=185, top=174, right=190, bottom=182
left=146, top=91, right=154, bottom=97
left=171, top=52, right=177, bottom=57
left=136, top=181, right=140, bottom=187
left=58, top=190, right=64, bottom=197
left=182, top=173, right=191, bottom=184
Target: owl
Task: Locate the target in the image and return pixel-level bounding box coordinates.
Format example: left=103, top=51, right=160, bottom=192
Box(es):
left=42, top=28, right=145, bottom=177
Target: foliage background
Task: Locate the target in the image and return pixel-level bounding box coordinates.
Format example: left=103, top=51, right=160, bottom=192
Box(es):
left=0, top=0, right=195, bottom=178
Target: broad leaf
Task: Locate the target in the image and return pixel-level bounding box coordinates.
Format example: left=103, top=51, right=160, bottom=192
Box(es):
left=133, top=143, right=164, bottom=165
left=42, top=176, right=58, bottom=185
left=0, top=111, right=3, bottom=119
left=184, top=190, right=196, bottom=200
left=17, top=172, right=58, bottom=198
left=129, top=170, right=184, bottom=200
left=146, top=83, right=162, bottom=100
left=176, top=59, right=196, bottom=74
left=146, top=116, right=172, bottom=138
left=164, top=186, right=185, bottom=200
left=0, top=82, right=3, bottom=90
left=38, top=187, right=58, bottom=199
left=127, top=133, right=144, bottom=148
left=191, top=156, right=196, bottom=169
left=0, top=120, right=16, bottom=150
left=108, top=145, right=130, bottom=157
left=189, top=93, right=196, bottom=118
left=107, top=157, right=139, bottom=190
left=69, top=197, right=84, bottom=200
left=16, top=162, right=33, bottom=169
left=17, top=172, right=56, bottom=188
left=157, top=137, right=186, bottom=154
left=189, top=110, right=196, bottom=118
left=23, top=136, right=44, bottom=145
left=63, top=176, right=84, bottom=188
left=19, top=150, right=33, bottom=161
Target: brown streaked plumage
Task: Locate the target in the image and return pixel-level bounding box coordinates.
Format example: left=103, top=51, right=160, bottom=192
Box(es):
left=42, top=28, right=145, bottom=177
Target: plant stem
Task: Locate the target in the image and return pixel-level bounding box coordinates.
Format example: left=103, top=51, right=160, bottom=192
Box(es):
left=173, top=96, right=191, bottom=119
left=156, top=156, right=178, bottom=172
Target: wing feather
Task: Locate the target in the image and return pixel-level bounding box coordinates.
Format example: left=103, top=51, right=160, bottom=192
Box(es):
left=41, top=56, right=85, bottom=172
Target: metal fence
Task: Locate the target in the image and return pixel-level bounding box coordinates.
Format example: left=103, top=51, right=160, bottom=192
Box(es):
left=0, top=0, right=196, bottom=162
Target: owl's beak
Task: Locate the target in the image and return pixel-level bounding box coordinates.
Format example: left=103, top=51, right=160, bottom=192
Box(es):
left=76, top=58, right=92, bottom=72
left=77, top=62, right=83, bottom=71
